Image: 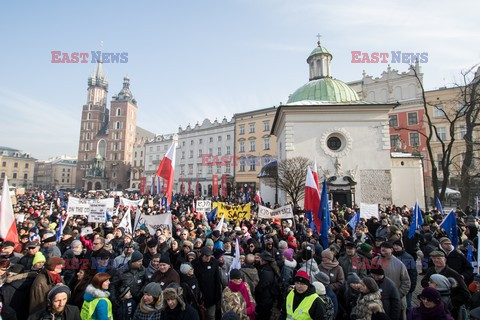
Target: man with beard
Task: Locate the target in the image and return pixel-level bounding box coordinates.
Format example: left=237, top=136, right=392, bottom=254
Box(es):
left=28, top=284, right=81, bottom=320
left=62, top=240, right=85, bottom=287
left=392, top=240, right=417, bottom=314
left=372, top=241, right=410, bottom=320
left=370, top=268, right=402, bottom=320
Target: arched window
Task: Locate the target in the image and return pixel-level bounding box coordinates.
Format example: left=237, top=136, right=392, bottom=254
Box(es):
left=97, top=139, right=106, bottom=158
left=87, top=113, right=91, bottom=120
left=116, top=108, right=121, bottom=116
left=116, top=122, right=120, bottom=130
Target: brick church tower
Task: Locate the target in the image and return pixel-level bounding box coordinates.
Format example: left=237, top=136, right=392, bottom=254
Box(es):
left=75, top=59, right=137, bottom=191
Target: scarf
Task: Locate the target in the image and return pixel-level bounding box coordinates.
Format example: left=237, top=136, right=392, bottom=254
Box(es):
left=48, top=270, right=62, bottom=284
left=416, top=301, right=448, bottom=319
left=228, top=281, right=255, bottom=320
left=321, top=259, right=339, bottom=270
left=139, top=297, right=162, bottom=314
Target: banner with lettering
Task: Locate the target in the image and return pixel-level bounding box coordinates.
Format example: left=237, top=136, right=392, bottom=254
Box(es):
left=67, top=197, right=115, bottom=217
left=120, top=198, right=145, bottom=208
left=258, top=204, right=294, bottom=219
left=196, top=200, right=212, bottom=214
left=213, top=202, right=251, bottom=222
left=134, top=213, right=172, bottom=235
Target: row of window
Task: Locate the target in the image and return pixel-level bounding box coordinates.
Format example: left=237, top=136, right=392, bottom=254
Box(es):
left=389, top=105, right=466, bottom=128
left=239, top=121, right=270, bottom=135
left=239, top=138, right=270, bottom=152
left=181, top=146, right=232, bottom=159
left=180, top=164, right=232, bottom=175
left=2, top=162, right=29, bottom=168
left=0, top=172, right=28, bottom=179
left=390, top=125, right=466, bottom=147
left=181, top=135, right=232, bottom=147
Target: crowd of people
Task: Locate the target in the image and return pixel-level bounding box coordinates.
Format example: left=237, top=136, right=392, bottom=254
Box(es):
left=1, top=190, right=480, bottom=320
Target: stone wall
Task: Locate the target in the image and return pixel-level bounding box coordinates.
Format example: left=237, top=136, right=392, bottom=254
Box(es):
left=360, top=169, right=392, bottom=204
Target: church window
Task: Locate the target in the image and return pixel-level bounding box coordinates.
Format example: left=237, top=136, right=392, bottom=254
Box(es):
left=116, top=108, right=121, bottom=116
left=87, top=113, right=91, bottom=120
left=327, top=136, right=341, bottom=151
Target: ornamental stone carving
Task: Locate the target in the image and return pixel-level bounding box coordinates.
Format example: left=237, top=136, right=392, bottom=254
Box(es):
left=319, top=127, right=352, bottom=158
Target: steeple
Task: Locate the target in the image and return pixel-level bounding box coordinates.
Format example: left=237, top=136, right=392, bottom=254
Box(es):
left=307, top=36, right=333, bottom=80
left=88, top=42, right=108, bottom=91
left=113, top=76, right=135, bottom=103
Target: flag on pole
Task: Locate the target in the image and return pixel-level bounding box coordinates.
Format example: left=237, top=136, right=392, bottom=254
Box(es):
left=311, top=160, right=319, bottom=190
left=229, top=237, right=241, bottom=272
left=436, top=196, right=445, bottom=215
left=207, top=207, right=218, bottom=224
left=348, top=212, right=360, bottom=233
left=56, top=216, right=63, bottom=242
left=408, top=201, right=424, bottom=239
left=304, top=167, right=321, bottom=232
left=318, top=180, right=330, bottom=249
left=118, top=207, right=132, bottom=234
left=439, top=210, right=458, bottom=247
left=156, top=176, right=161, bottom=195
left=305, top=211, right=316, bottom=231
left=215, top=214, right=225, bottom=232
left=253, top=190, right=262, bottom=204
left=150, top=176, right=155, bottom=195
left=0, top=178, right=19, bottom=245
left=156, top=141, right=177, bottom=206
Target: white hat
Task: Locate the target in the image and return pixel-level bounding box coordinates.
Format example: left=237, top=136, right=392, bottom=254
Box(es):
left=312, top=281, right=326, bottom=295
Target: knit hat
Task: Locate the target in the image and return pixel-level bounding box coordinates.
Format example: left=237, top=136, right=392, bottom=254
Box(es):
left=205, top=238, right=214, bottom=247
left=230, top=268, right=242, bottom=280
left=147, top=239, right=158, bottom=248
left=180, top=262, right=193, bottom=275
left=418, top=287, right=442, bottom=304
left=345, top=241, right=356, bottom=248
left=159, top=254, right=170, bottom=265
left=321, top=249, right=334, bottom=261
left=71, top=240, right=82, bottom=248
left=370, top=267, right=385, bottom=276
left=144, top=282, right=162, bottom=299
left=347, top=272, right=361, bottom=285
left=131, top=251, right=143, bottom=263
left=283, top=248, right=294, bottom=261
left=278, top=240, right=288, bottom=249
left=287, top=235, right=298, bottom=248
left=430, top=274, right=457, bottom=290
left=47, top=284, right=70, bottom=303
left=201, top=247, right=213, bottom=256
left=314, top=271, right=331, bottom=285
left=359, top=243, right=372, bottom=252
left=362, top=277, right=379, bottom=293
left=119, top=286, right=131, bottom=299
left=439, top=237, right=451, bottom=244
left=32, top=252, right=46, bottom=265
left=45, top=257, right=65, bottom=271
left=259, top=251, right=274, bottom=262
left=187, top=251, right=197, bottom=258
left=312, top=281, right=326, bottom=295
left=294, top=270, right=310, bottom=285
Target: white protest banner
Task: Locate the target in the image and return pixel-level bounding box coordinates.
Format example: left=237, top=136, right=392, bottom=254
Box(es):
left=88, top=203, right=107, bottom=223
left=196, top=200, right=212, bottom=214
left=360, top=203, right=379, bottom=220
left=258, top=205, right=294, bottom=219
left=16, top=214, right=25, bottom=223
left=67, top=197, right=115, bottom=217
left=118, top=207, right=132, bottom=234
left=136, top=213, right=172, bottom=235
left=120, top=198, right=145, bottom=208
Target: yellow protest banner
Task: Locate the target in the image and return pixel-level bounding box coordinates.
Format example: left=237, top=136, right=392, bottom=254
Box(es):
left=213, top=202, right=251, bottom=222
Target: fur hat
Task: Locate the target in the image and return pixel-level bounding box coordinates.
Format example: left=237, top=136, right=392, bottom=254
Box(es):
left=362, top=277, right=379, bottom=293
left=162, top=287, right=186, bottom=311
left=182, top=240, right=194, bottom=249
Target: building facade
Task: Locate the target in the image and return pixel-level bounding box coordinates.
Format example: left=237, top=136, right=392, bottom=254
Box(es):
left=144, top=134, right=177, bottom=193
left=0, top=147, right=36, bottom=188
left=176, top=117, right=235, bottom=197
left=233, top=107, right=277, bottom=195
left=75, top=58, right=138, bottom=191
left=34, top=156, right=77, bottom=190
left=130, top=127, right=155, bottom=190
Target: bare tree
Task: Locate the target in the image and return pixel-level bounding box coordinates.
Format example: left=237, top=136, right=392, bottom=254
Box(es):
left=456, top=66, right=480, bottom=208
left=263, top=157, right=311, bottom=206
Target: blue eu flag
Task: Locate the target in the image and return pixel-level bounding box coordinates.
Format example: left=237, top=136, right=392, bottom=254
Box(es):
left=318, top=180, right=331, bottom=249
left=439, top=210, right=458, bottom=247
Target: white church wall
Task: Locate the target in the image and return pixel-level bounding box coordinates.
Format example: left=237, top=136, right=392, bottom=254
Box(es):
left=391, top=156, right=426, bottom=208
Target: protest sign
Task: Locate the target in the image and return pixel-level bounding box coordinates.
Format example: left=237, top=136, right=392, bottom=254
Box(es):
left=120, top=198, right=145, bottom=208
left=196, top=200, right=212, bottom=214
left=213, top=202, right=251, bottom=222
left=258, top=205, right=294, bottom=219
left=360, top=203, right=379, bottom=220
left=135, top=213, right=172, bottom=235
left=67, top=197, right=114, bottom=217
left=88, top=203, right=107, bottom=223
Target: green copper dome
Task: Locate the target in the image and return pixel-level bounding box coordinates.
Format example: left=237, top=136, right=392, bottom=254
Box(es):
left=308, top=45, right=331, bottom=59
left=287, top=77, right=360, bottom=104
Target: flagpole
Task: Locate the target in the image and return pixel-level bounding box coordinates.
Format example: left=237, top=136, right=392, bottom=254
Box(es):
left=133, top=206, right=143, bottom=232
left=477, top=229, right=480, bottom=275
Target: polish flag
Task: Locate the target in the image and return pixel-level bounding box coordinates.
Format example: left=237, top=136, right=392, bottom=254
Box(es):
left=311, top=160, right=319, bottom=190
left=0, top=178, right=19, bottom=245
left=156, top=141, right=177, bottom=206
left=304, top=167, right=320, bottom=231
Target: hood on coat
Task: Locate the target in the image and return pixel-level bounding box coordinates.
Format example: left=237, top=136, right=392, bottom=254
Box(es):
left=84, top=284, right=110, bottom=302
left=283, top=258, right=297, bottom=269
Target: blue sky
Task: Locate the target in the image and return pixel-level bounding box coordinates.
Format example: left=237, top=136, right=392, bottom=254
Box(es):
left=1, top=0, right=479, bottom=160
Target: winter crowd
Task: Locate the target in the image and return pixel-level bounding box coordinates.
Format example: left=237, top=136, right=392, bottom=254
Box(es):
left=1, top=190, right=480, bottom=320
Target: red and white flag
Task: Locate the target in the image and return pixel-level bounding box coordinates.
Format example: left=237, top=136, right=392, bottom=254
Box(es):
left=156, top=141, right=177, bottom=206
left=311, top=160, right=319, bottom=190
left=0, top=178, right=19, bottom=245
left=304, top=167, right=320, bottom=229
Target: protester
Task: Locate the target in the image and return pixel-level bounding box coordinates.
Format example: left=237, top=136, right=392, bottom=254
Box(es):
left=160, top=283, right=200, bottom=320
left=28, top=284, right=81, bottom=320
left=29, top=257, right=65, bottom=314
left=408, top=287, right=454, bottom=320
left=133, top=281, right=163, bottom=319
left=222, top=269, right=255, bottom=320
left=352, top=277, right=384, bottom=320
left=81, top=272, right=113, bottom=320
